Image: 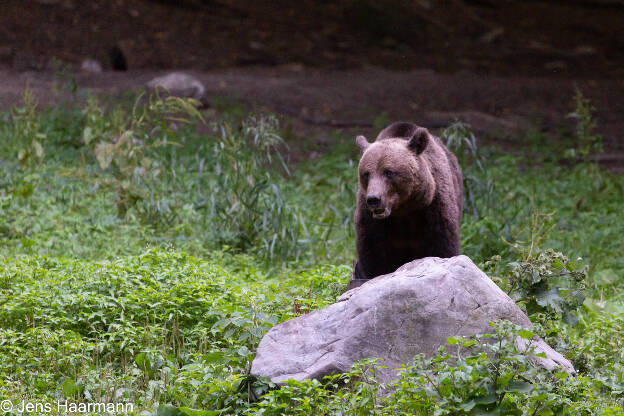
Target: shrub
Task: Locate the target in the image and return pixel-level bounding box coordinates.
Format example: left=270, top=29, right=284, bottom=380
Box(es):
left=10, top=88, right=46, bottom=170
left=202, top=116, right=306, bottom=262
left=387, top=322, right=604, bottom=415
left=566, top=87, right=603, bottom=163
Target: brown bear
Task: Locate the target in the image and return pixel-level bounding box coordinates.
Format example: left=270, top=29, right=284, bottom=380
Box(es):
left=353, top=121, right=463, bottom=280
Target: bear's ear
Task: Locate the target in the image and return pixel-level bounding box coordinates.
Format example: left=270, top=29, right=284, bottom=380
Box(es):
left=356, top=135, right=370, bottom=153
left=407, top=127, right=429, bottom=154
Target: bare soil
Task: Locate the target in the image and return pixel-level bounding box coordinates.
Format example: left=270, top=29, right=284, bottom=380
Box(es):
left=3, top=0, right=624, bottom=78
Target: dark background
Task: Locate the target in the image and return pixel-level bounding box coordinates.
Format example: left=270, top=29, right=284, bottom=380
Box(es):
left=2, top=0, right=624, bottom=162
left=2, top=0, right=623, bottom=77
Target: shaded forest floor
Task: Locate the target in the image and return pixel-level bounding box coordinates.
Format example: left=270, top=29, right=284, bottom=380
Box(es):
left=3, top=0, right=624, bottom=77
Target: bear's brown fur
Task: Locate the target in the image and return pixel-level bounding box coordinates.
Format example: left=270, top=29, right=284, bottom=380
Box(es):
left=353, top=122, right=463, bottom=280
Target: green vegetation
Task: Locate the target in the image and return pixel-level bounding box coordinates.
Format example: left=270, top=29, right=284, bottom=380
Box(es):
left=0, top=88, right=622, bottom=415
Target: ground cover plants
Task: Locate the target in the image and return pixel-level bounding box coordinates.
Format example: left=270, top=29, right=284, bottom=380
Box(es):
left=0, top=88, right=623, bottom=415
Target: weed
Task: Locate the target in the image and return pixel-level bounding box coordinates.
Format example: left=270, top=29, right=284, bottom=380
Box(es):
left=566, top=87, right=603, bottom=162
left=10, top=87, right=46, bottom=170
left=83, top=92, right=202, bottom=218
left=203, top=117, right=305, bottom=262
left=388, top=322, right=607, bottom=415
left=490, top=249, right=588, bottom=325
left=50, top=57, right=77, bottom=94
left=442, top=121, right=484, bottom=172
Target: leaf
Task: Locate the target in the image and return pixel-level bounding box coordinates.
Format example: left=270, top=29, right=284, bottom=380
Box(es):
left=114, top=388, right=128, bottom=399
left=202, top=351, right=224, bottom=364
left=517, top=329, right=534, bottom=340
left=156, top=405, right=227, bottom=416
left=95, top=141, right=115, bottom=170
left=475, top=392, right=498, bottom=404
left=471, top=406, right=503, bottom=416
left=504, top=380, right=532, bottom=393
left=61, top=378, right=79, bottom=398
left=552, top=257, right=565, bottom=270
left=535, top=286, right=565, bottom=313
left=135, top=352, right=151, bottom=372
left=82, top=126, right=93, bottom=145
left=562, top=309, right=579, bottom=326
left=447, top=336, right=460, bottom=345
left=250, top=327, right=267, bottom=338
left=178, top=407, right=226, bottom=416
left=460, top=399, right=476, bottom=411
left=32, top=140, right=44, bottom=159
left=497, top=372, right=514, bottom=388
left=156, top=405, right=179, bottom=416
left=236, top=346, right=251, bottom=357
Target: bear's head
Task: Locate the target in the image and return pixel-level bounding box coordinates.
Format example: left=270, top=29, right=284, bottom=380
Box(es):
left=356, top=128, right=435, bottom=219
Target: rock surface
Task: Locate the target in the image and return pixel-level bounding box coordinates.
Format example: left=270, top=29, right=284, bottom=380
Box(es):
left=251, top=255, right=575, bottom=384
left=80, top=59, right=103, bottom=73
left=146, top=72, right=205, bottom=101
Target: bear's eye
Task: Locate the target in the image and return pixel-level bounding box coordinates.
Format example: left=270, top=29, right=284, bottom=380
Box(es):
left=361, top=171, right=370, bottom=181
left=383, top=169, right=395, bottom=179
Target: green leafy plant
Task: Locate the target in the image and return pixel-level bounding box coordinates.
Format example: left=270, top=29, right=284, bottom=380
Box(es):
left=443, top=121, right=519, bottom=261
left=442, top=121, right=484, bottom=172
left=50, top=57, right=78, bottom=94
left=488, top=249, right=588, bottom=326
left=84, top=92, right=202, bottom=218
left=442, top=121, right=498, bottom=223
left=10, top=87, right=46, bottom=169
left=250, top=358, right=382, bottom=415
left=566, top=87, right=603, bottom=163
left=388, top=321, right=599, bottom=415
left=204, top=115, right=308, bottom=262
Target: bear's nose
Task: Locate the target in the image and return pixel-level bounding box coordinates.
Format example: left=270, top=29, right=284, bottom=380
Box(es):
left=366, top=195, right=381, bottom=208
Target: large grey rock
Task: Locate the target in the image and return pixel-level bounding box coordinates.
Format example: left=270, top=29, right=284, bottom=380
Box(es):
left=251, top=255, right=575, bottom=384
left=146, top=72, right=205, bottom=101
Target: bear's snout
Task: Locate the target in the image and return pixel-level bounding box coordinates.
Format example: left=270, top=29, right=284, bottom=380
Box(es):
left=366, top=195, right=381, bottom=208
left=366, top=194, right=391, bottom=219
